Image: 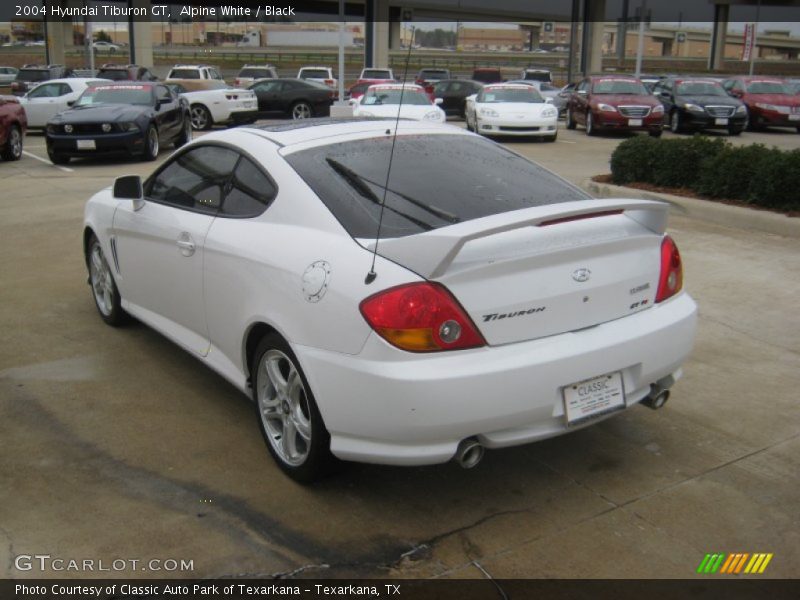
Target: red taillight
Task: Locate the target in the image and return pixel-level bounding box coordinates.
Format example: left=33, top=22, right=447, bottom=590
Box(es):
left=359, top=282, right=486, bottom=352
left=234, top=78, right=240, bottom=86
left=324, top=79, right=334, bottom=85
left=656, top=235, right=683, bottom=303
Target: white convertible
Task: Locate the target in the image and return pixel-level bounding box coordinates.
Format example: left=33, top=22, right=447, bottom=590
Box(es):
left=20, top=77, right=110, bottom=129
left=83, top=120, right=696, bottom=482
left=465, top=83, right=559, bottom=140
left=168, top=82, right=258, bottom=130
left=351, top=83, right=445, bottom=123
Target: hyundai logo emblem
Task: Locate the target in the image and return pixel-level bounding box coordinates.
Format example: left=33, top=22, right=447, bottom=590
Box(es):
left=572, top=268, right=591, bottom=282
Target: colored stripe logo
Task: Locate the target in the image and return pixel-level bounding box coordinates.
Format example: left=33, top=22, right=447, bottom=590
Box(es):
left=697, top=553, right=773, bottom=574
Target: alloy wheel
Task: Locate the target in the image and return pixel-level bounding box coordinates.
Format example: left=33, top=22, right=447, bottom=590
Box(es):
left=89, top=243, right=114, bottom=317
left=292, top=103, right=312, bottom=119
left=257, top=349, right=312, bottom=467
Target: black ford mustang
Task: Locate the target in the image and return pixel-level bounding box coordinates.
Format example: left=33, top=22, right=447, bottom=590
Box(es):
left=46, top=82, right=191, bottom=164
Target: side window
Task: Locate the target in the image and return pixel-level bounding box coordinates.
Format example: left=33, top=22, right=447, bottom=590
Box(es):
left=220, top=157, right=277, bottom=218
left=208, top=68, right=222, bottom=80
left=155, top=85, right=171, bottom=101
left=28, top=83, right=60, bottom=98
left=146, top=146, right=239, bottom=215
left=734, top=81, right=744, bottom=92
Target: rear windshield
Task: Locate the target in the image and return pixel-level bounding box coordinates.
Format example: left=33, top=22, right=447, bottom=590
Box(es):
left=362, top=69, right=392, bottom=79
left=16, top=70, right=49, bottom=82
left=169, top=69, right=200, bottom=79
left=97, top=69, right=129, bottom=81
left=285, top=134, right=586, bottom=239
left=419, top=70, right=449, bottom=79
left=300, top=69, right=330, bottom=79
left=523, top=71, right=551, bottom=82
left=473, top=70, right=502, bottom=83
left=746, top=81, right=789, bottom=94
left=239, top=68, right=272, bottom=78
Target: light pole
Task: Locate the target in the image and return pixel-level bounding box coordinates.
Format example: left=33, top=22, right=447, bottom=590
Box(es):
left=634, top=0, right=647, bottom=78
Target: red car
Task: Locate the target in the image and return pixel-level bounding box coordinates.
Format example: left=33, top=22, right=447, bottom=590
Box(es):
left=722, top=76, right=800, bottom=132
left=566, top=75, right=664, bottom=137
left=348, top=79, right=398, bottom=101
left=0, top=95, right=26, bottom=161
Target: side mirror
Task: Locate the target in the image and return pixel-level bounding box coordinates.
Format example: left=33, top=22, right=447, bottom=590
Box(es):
left=466, top=94, right=477, bottom=102
left=348, top=98, right=358, bottom=107
left=545, top=97, right=554, bottom=104
left=434, top=97, right=443, bottom=105
left=113, top=175, right=144, bottom=210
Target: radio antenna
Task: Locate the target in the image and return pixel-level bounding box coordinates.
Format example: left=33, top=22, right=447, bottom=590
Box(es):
left=365, top=25, right=416, bottom=285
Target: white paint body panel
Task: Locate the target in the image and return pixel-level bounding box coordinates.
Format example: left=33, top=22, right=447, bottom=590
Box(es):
left=21, top=78, right=111, bottom=128
left=179, top=88, right=257, bottom=124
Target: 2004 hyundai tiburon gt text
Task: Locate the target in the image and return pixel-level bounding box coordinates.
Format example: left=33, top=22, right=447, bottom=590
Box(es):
left=83, top=119, right=697, bottom=482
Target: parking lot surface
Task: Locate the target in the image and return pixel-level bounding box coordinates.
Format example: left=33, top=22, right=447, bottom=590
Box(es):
left=1, top=123, right=798, bottom=579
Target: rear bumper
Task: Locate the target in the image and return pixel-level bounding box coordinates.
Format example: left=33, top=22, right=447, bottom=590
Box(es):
left=228, top=108, right=259, bottom=123
left=296, top=292, right=697, bottom=466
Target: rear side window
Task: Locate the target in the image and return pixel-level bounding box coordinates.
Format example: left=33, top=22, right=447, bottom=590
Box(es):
left=97, top=69, right=128, bottom=81
left=170, top=69, right=200, bottom=79
left=300, top=69, right=330, bottom=79
left=285, top=134, right=588, bottom=239
left=220, top=157, right=276, bottom=217
left=146, top=146, right=239, bottom=214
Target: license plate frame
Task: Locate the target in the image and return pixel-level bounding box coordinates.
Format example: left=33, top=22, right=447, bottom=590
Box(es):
left=715, top=118, right=729, bottom=126
left=789, top=114, right=800, bottom=121
left=76, top=139, right=96, bottom=150
left=628, top=118, right=643, bottom=127
left=562, top=371, right=626, bottom=426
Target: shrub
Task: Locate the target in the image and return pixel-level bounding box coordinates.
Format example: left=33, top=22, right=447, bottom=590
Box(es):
left=610, top=135, right=800, bottom=213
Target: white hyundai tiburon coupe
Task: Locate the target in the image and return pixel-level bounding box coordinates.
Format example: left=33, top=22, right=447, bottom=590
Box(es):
left=83, top=119, right=697, bottom=481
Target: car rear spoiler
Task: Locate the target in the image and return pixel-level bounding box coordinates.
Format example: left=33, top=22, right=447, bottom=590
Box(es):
left=365, top=198, right=668, bottom=279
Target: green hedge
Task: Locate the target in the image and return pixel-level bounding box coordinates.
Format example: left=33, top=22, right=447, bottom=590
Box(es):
left=610, top=136, right=800, bottom=212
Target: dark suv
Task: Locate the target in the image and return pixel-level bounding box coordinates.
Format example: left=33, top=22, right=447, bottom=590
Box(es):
left=97, top=64, right=158, bottom=82
left=11, top=64, right=72, bottom=95
left=653, top=77, right=747, bottom=136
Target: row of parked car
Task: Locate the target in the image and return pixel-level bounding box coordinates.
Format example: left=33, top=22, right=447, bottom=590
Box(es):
left=2, top=59, right=800, bottom=166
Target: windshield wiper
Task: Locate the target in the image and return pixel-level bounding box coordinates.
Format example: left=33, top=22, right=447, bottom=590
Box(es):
left=325, top=157, right=434, bottom=231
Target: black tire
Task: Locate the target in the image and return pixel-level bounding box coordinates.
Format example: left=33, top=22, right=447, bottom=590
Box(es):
left=174, top=114, right=192, bottom=148
left=1, top=124, right=23, bottom=161
left=86, top=234, right=127, bottom=326
left=141, top=125, right=159, bottom=161
left=649, top=128, right=663, bottom=138
left=252, top=333, right=337, bottom=483
left=190, top=104, right=213, bottom=131
left=47, top=148, right=70, bottom=165
left=465, top=112, right=474, bottom=131
left=669, top=110, right=683, bottom=134
left=291, top=101, right=314, bottom=120
left=585, top=111, right=596, bottom=136
left=565, top=108, right=576, bottom=129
